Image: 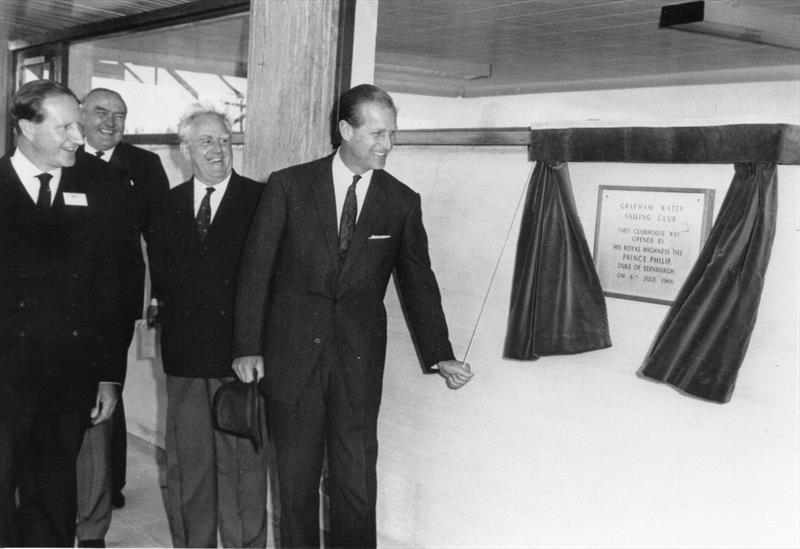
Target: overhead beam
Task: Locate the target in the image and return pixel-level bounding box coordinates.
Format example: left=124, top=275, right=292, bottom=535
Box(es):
left=659, top=1, right=800, bottom=51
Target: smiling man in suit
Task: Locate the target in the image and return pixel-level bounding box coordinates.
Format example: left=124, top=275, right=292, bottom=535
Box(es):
left=148, top=108, right=266, bottom=548
left=232, top=84, right=474, bottom=548
left=74, top=87, right=170, bottom=548
left=0, top=80, right=124, bottom=547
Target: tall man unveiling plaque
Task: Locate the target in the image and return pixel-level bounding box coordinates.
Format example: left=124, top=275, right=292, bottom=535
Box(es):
left=593, top=186, right=714, bottom=305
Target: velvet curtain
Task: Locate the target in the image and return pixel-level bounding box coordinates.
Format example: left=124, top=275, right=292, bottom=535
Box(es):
left=638, top=163, right=778, bottom=403
left=504, top=161, right=611, bottom=360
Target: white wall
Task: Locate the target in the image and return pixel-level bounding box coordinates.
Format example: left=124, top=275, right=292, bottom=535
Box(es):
left=372, top=80, right=799, bottom=548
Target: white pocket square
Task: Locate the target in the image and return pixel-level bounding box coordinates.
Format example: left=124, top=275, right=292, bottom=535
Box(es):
left=368, top=234, right=391, bottom=240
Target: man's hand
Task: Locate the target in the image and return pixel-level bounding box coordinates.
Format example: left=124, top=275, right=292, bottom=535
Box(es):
left=91, top=382, right=120, bottom=425
left=146, top=303, right=160, bottom=327
left=232, top=355, right=265, bottom=383
left=437, top=359, right=474, bottom=390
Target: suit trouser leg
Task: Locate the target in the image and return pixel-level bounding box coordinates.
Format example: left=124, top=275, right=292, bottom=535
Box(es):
left=215, top=389, right=268, bottom=549
left=110, top=392, right=127, bottom=497
left=75, top=418, right=113, bottom=540
left=166, top=375, right=268, bottom=548
left=112, top=321, right=135, bottom=498
left=165, top=375, right=218, bottom=548
left=267, top=367, right=328, bottom=548
left=0, top=412, right=87, bottom=547
left=75, top=322, right=133, bottom=540
left=267, top=340, right=379, bottom=549
left=325, top=366, right=378, bottom=549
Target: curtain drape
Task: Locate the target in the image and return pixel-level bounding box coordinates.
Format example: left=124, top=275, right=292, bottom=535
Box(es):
left=638, top=163, right=778, bottom=403
left=504, top=161, right=612, bottom=360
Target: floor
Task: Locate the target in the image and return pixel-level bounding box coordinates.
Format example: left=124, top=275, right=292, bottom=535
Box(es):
left=103, top=434, right=282, bottom=548
left=103, top=434, right=172, bottom=548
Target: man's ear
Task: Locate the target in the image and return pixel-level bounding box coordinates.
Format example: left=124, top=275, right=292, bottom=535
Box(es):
left=339, top=119, right=352, bottom=143
left=180, top=141, right=190, bottom=160
left=18, top=119, right=35, bottom=140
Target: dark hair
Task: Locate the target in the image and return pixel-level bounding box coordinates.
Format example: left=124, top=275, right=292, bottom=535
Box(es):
left=337, top=84, right=396, bottom=128
left=10, top=80, right=78, bottom=133
left=82, top=87, right=127, bottom=110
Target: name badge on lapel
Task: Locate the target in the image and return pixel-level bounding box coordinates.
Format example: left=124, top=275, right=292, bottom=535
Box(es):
left=63, top=192, right=88, bottom=206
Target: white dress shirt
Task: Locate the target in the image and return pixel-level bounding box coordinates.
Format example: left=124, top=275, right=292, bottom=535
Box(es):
left=193, top=174, right=230, bottom=223
left=83, top=143, right=116, bottom=162
left=11, top=149, right=62, bottom=206
left=332, top=149, right=372, bottom=231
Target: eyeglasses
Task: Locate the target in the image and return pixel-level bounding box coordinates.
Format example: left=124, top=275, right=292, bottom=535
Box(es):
left=195, top=135, right=231, bottom=148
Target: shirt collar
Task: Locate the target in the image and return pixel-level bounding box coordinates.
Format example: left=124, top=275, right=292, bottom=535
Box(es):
left=333, top=149, right=372, bottom=186
left=84, top=143, right=116, bottom=161
left=194, top=173, right=231, bottom=194
left=11, top=148, right=62, bottom=182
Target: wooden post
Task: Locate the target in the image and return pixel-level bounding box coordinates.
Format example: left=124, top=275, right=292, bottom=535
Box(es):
left=244, top=0, right=353, bottom=181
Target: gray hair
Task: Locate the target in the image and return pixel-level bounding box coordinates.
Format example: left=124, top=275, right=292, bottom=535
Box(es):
left=177, top=106, right=231, bottom=143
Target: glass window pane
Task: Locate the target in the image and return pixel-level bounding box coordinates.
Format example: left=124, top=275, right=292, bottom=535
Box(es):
left=67, top=12, right=249, bottom=134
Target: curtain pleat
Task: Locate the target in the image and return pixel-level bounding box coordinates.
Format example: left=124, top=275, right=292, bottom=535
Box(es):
left=638, top=163, right=778, bottom=402
left=504, top=161, right=612, bottom=360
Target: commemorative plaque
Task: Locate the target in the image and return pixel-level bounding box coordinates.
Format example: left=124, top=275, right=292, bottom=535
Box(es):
left=593, top=186, right=714, bottom=304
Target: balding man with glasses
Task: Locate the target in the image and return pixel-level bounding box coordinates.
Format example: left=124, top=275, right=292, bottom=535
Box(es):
left=147, top=107, right=267, bottom=548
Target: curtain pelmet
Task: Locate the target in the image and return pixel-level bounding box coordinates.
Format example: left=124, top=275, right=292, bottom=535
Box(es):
left=638, top=163, right=778, bottom=403
left=504, top=161, right=612, bottom=360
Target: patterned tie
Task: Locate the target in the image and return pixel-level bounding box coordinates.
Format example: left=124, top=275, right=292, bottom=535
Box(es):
left=36, top=173, right=53, bottom=213
left=339, top=174, right=361, bottom=262
left=196, top=187, right=215, bottom=242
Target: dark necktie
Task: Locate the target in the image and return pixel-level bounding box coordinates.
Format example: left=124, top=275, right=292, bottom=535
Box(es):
left=95, top=150, right=105, bottom=159
left=36, top=173, right=53, bottom=213
left=196, top=187, right=215, bottom=242
left=339, top=174, right=361, bottom=262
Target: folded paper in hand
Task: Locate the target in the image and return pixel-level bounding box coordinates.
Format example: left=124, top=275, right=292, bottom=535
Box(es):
left=212, top=379, right=264, bottom=451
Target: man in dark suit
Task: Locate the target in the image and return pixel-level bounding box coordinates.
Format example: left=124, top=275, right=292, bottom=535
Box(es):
left=148, top=108, right=267, bottom=548
left=74, top=88, right=170, bottom=547
left=232, top=84, right=473, bottom=548
left=0, top=80, right=124, bottom=547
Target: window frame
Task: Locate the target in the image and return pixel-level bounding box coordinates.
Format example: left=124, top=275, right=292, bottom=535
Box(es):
left=9, top=0, right=250, bottom=144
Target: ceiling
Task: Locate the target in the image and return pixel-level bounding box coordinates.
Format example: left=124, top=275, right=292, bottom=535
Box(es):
left=2, top=0, right=799, bottom=97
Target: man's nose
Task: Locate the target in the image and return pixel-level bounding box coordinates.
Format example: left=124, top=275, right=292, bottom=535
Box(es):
left=70, top=125, right=85, bottom=144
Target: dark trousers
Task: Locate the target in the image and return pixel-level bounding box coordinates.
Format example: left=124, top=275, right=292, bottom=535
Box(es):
left=165, top=375, right=268, bottom=548
left=0, top=411, right=88, bottom=547
left=111, top=392, right=127, bottom=496
left=75, top=322, right=133, bottom=540
left=268, top=339, right=379, bottom=549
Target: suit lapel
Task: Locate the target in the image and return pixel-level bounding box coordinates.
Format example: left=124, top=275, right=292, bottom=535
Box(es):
left=108, top=145, right=132, bottom=181
left=206, top=172, right=241, bottom=239
left=309, top=156, right=342, bottom=268
left=0, top=157, right=38, bottom=223
left=52, top=166, right=80, bottom=215
left=339, top=171, right=388, bottom=279
left=175, top=181, right=200, bottom=247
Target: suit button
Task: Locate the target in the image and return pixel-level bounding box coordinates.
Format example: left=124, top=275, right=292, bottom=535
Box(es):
left=19, top=331, right=26, bottom=338
left=314, top=338, right=321, bottom=344
left=19, top=301, right=25, bottom=308
left=72, top=329, right=80, bottom=337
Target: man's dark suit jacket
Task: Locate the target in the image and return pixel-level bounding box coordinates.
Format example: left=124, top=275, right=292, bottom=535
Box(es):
left=78, top=142, right=169, bottom=324
left=234, top=154, right=455, bottom=410
left=0, top=155, right=125, bottom=415
left=149, top=172, right=263, bottom=378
